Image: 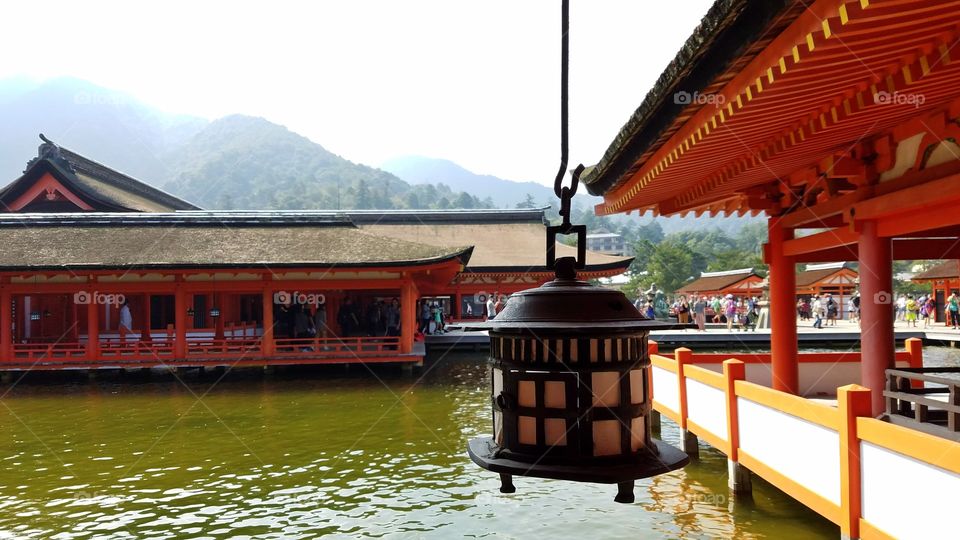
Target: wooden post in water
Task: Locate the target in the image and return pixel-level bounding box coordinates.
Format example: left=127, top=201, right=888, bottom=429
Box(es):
left=723, top=359, right=751, bottom=498
left=676, top=347, right=699, bottom=459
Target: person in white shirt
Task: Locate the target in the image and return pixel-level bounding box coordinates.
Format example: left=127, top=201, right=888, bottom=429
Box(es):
left=119, top=300, right=133, bottom=342
left=486, top=293, right=497, bottom=321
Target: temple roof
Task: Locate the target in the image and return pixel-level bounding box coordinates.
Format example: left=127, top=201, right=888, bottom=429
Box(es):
left=913, top=260, right=959, bottom=281
left=677, top=268, right=761, bottom=294
left=0, top=212, right=471, bottom=271
left=581, top=0, right=960, bottom=217
left=345, top=208, right=632, bottom=274
left=797, top=262, right=856, bottom=287
left=0, top=136, right=200, bottom=212
left=582, top=0, right=804, bottom=198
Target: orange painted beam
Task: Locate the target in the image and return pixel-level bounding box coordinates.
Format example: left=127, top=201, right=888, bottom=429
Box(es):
left=6, top=172, right=95, bottom=212
left=853, top=171, right=960, bottom=223
left=782, top=227, right=857, bottom=256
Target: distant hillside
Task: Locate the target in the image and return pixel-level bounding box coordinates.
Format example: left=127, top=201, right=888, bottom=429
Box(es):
left=164, top=115, right=406, bottom=209
left=0, top=77, right=764, bottom=231
left=0, top=77, right=206, bottom=183
left=0, top=79, right=489, bottom=211
left=381, top=155, right=593, bottom=208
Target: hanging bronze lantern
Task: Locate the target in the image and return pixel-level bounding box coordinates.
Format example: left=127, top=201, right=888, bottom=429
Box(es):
left=465, top=0, right=688, bottom=503
left=467, top=257, right=689, bottom=503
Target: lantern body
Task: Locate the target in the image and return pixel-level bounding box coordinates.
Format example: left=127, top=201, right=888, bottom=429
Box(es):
left=467, top=277, right=689, bottom=502
left=490, top=331, right=651, bottom=461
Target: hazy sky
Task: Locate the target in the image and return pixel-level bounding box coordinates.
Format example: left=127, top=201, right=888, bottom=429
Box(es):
left=0, top=0, right=714, bottom=185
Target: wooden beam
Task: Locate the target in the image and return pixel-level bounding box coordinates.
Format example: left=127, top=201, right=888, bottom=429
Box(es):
left=853, top=172, right=960, bottom=223
left=783, top=228, right=858, bottom=257
left=793, top=245, right=859, bottom=264
left=787, top=238, right=960, bottom=263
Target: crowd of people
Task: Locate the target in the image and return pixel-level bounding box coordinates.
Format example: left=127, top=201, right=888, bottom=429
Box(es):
left=796, top=293, right=848, bottom=329
left=636, top=293, right=763, bottom=332
left=273, top=287, right=960, bottom=343
left=893, top=293, right=948, bottom=329
left=273, top=292, right=518, bottom=342
left=417, top=292, right=509, bottom=336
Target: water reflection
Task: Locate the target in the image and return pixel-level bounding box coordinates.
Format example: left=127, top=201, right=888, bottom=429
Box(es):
left=0, top=349, right=895, bottom=538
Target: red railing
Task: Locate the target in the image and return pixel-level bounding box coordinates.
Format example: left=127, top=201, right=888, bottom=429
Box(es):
left=7, top=335, right=405, bottom=364
left=186, top=337, right=262, bottom=357
left=273, top=336, right=401, bottom=356
left=98, top=337, right=176, bottom=359
left=11, top=342, right=87, bottom=361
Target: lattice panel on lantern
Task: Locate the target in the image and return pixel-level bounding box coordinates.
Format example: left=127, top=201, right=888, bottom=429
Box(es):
left=492, top=360, right=651, bottom=459
left=490, top=335, right=645, bottom=364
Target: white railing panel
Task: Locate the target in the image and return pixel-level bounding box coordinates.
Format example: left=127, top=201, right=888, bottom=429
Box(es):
left=685, top=379, right=727, bottom=442
left=861, top=441, right=960, bottom=540
left=651, top=365, right=679, bottom=413
left=737, top=398, right=840, bottom=505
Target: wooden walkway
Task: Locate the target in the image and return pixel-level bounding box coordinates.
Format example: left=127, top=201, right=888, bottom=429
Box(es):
left=427, top=320, right=947, bottom=352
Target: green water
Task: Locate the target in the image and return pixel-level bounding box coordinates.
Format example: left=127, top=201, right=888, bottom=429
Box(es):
left=0, top=348, right=903, bottom=539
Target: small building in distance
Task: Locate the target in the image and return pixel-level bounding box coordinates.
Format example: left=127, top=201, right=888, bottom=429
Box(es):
left=912, top=260, right=960, bottom=321
left=796, top=262, right=859, bottom=319
left=585, top=230, right=632, bottom=256
left=676, top=268, right=763, bottom=298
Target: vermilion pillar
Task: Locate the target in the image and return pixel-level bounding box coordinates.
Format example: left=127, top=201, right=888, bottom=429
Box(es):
left=69, top=300, right=79, bottom=341
left=400, top=280, right=417, bottom=354
left=141, top=294, right=151, bottom=341
left=261, top=287, right=275, bottom=357
left=214, top=292, right=225, bottom=341
left=768, top=218, right=798, bottom=394
left=86, top=298, right=99, bottom=361
left=174, top=286, right=187, bottom=358
left=858, top=220, right=894, bottom=415
left=0, top=287, right=10, bottom=361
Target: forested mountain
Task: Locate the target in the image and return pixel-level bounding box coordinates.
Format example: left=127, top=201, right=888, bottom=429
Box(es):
left=0, top=77, right=762, bottom=227
left=381, top=155, right=586, bottom=208
left=0, top=79, right=489, bottom=211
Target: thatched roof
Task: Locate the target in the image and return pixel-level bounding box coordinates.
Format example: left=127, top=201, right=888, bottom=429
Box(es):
left=581, top=0, right=805, bottom=196
left=348, top=209, right=631, bottom=273
left=0, top=213, right=471, bottom=271
left=0, top=137, right=199, bottom=212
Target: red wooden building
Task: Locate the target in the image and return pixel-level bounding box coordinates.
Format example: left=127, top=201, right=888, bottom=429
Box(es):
left=912, top=260, right=960, bottom=320
left=676, top=268, right=764, bottom=298
left=0, top=139, right=629, bottom=369
left=797, top=262, right=858, bottom=318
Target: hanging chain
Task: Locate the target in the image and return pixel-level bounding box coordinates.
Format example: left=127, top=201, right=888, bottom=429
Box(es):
left=546, top=0, right=586, bottom=276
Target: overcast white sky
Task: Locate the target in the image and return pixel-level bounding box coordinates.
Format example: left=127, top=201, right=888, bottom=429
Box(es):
left=0, top=0, right=714, bottom=185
